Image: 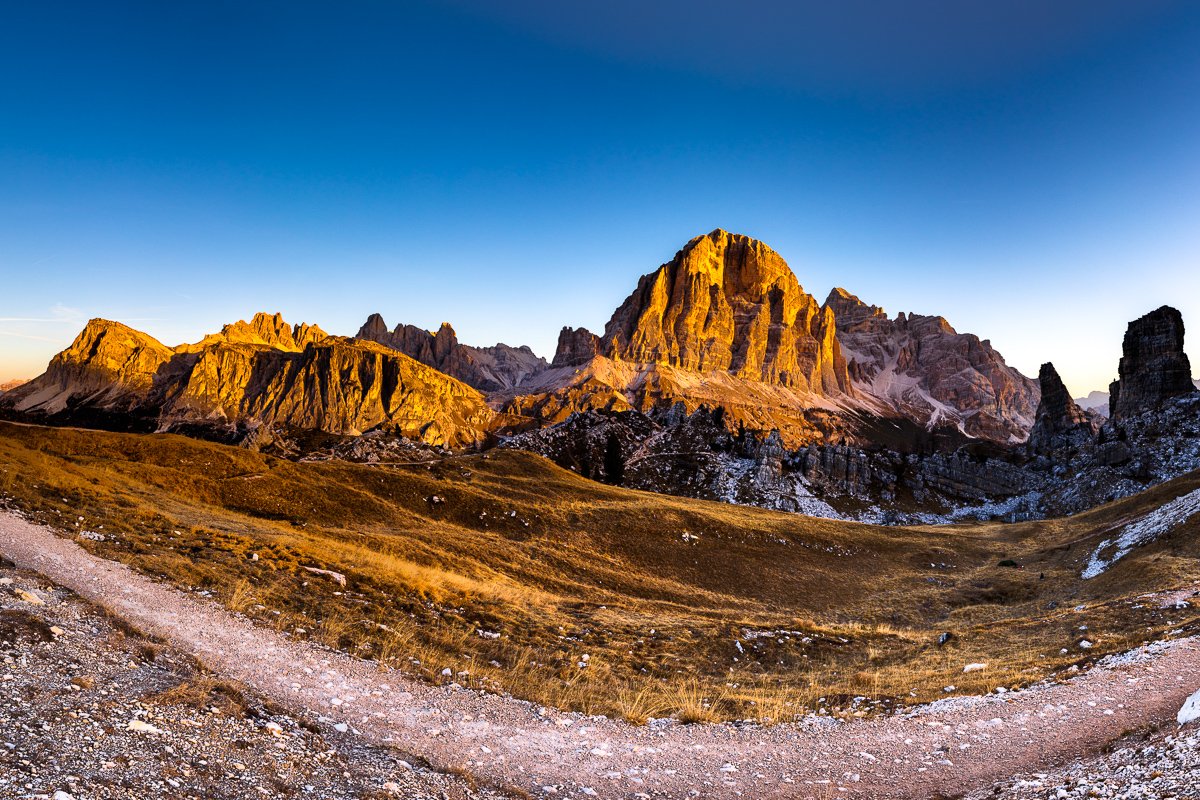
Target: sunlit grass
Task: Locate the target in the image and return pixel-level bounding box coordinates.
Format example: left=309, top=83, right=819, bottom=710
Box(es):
left=2, top=420, right=1199, bottom=724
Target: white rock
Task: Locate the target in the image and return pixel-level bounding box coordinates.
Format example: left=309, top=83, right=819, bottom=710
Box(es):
left=303, top=566, right=347, bottom=587
left=53, top=792, right=76, bottom=800
left=963, top=662, right=988, bottom=673
left=1178, top=688, right=1200, bottom=725
left=127, top=719, right=163, bottom=734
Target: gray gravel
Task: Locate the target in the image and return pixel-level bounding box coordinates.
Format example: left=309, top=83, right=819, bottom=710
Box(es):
left=968, top=723, right=1200, bottom=799
left=0, top=559, right=506, bottom=799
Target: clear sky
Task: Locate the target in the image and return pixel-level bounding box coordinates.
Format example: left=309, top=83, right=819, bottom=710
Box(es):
left=2, top=1, right=1199, bottom=397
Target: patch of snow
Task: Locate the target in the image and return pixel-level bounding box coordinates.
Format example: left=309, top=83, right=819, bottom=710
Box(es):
left=1082, top=487, right=1200, bottom=578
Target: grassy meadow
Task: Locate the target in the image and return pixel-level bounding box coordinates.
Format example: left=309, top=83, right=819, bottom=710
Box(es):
left=2, top=420, right=1198, bottom=723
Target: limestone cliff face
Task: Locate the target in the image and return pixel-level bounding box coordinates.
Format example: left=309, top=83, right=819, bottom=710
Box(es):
left=1109, top=306, right=1195, bottom=420
left=597, top=230, right=850, bottom=395
left=825, top=288, right=1039, bottom=443
left=171, top=338, right=493, bottom=445
left=355, top=314, right=547, bottom=392
left=4, top=316, right=496, bottom=447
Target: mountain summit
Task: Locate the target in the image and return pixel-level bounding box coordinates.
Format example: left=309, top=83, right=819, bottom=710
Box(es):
left=596, top=229, right=850, bottom=395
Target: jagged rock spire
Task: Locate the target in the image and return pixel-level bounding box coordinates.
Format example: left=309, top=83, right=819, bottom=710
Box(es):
left=1109, top=306, right=1195, bottom=420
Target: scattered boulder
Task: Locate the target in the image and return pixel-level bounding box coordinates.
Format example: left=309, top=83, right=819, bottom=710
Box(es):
left=1179, top=688, right=1200, bottom=726
left=303, top=567, right=348, bottom=588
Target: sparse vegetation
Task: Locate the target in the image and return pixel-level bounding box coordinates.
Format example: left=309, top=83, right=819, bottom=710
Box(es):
left=2, top=420, right=1199, bottom=724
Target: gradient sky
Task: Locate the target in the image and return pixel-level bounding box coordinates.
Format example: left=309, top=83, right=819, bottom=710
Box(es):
left=2, top=1, right=1199, bottom=397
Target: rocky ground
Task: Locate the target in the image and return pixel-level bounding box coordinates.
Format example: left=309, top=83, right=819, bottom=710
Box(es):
left=10, top=549, right=1200, bottom=800
left=0, top=558, right=506, bottom=800
left=7, top=511, right=1200, bottom=799
left=971, top=725, right=1200, bottom=799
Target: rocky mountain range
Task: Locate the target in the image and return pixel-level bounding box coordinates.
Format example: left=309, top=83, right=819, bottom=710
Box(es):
left=1074, top=390, right=1112, bottom=417
left=21, top=228, right=1196, bottom=524
left=0, top=314, right=496, bottom=448
left=825, top=287, right=1039, bottom=442
left=355, top=314, right=546, bottom=392
left=501, top=302, right=1200, bottom=524
left=3, top=231, right=1040, bottom=454
left=500, top=230, right=1040, bottom=448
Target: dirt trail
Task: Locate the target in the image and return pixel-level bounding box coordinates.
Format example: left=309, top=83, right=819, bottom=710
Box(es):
left=3, top=511, right=1198, bottom=800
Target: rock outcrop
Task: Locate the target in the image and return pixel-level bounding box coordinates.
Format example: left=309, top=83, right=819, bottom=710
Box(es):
left=596, top=229, right=851, bottom=395
left=180, top=311, right=329, bottom=353
left=3, top=316, right=497, bottom=447
left=355, top=314, right=546, bottom=392
left=1109, top=306, right=1195, bottom=420
left=551, top=327, right=601, bottom=367
left=825, top=288, right=1039, bottom=442
left=501, top=405, right=1034, bottom=521
left=1029, top=362, right=1100, bottom=455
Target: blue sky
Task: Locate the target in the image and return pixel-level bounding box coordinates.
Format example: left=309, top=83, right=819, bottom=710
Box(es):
left=2, top=1, right=1199, bottom=396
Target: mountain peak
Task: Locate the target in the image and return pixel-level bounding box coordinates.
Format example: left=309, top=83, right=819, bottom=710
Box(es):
left=1029, top=361, right=1098, bottom=454
left=599, top=231, right=849, bottom=394
left=355, top=314, right=546, bottom=392
left=206, top=312, right=327, bottom=352
left=824, top=288, right=886, bottom=325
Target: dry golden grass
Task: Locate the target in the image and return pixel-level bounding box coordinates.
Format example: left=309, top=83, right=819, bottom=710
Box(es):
left=150, top=676, right=251, bottom=717
left=2, top=420, right=1200, bottom=724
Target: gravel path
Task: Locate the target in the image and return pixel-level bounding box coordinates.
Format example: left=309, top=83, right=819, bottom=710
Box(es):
left=0, top=559, right=503, bottom=800
left=3, top=510, right=1198, bottom=799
